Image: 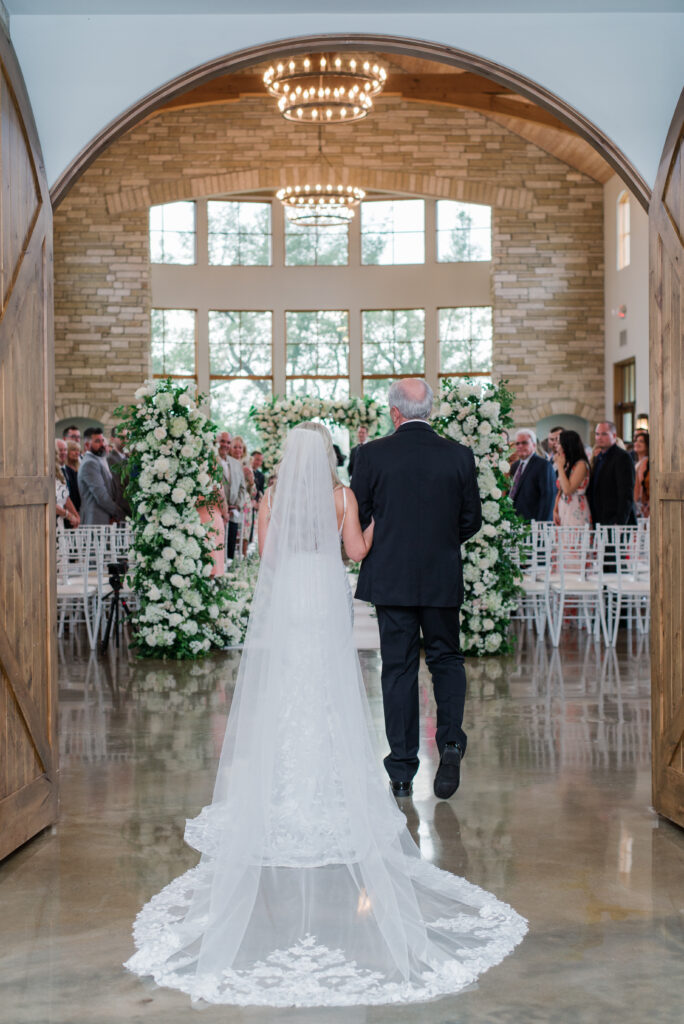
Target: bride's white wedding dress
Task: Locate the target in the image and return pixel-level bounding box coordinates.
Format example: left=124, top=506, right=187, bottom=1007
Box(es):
left=125, top=428, right=527, bottom=1007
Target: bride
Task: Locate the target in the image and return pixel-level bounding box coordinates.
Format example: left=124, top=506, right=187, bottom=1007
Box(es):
left=125, top=422, right=527, bottom=1007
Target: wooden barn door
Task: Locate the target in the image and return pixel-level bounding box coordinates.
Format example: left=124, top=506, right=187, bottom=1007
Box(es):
left=0, top=26, right=57, bottom=859
left=650, top=88, right=684, bottom=828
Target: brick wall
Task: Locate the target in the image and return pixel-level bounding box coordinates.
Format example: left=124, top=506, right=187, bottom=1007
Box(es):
left=53, top=95, right=604, bottom=430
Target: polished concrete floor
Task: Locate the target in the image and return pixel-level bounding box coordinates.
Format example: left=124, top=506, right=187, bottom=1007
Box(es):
left=2, top=625, right=683, bottom=1024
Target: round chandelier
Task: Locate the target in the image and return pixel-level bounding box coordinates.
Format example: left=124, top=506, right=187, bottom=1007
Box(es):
left=277, top=181, right=366, bottom=227
left=263, top=54, right=387, bottom=124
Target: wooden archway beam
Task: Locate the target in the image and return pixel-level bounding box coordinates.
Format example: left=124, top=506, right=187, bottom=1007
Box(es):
left=50, top=34, right=650, bottom=211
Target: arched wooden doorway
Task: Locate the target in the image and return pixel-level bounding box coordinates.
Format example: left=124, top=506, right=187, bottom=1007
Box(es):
left=2, top=33, right=681, bottom=861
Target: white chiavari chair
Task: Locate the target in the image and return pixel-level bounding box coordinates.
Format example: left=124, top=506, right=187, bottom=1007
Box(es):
left=547, top=524, right=606, bottom=646
left=512, top=520, right=551, bottom=637
left=56, top=527, right=104, bottom=648
left=601, top=524, right=650, bottom=645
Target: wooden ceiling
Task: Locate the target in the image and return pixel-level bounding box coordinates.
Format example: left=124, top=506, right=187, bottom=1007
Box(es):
left=155, top=52, right=613, bottom=184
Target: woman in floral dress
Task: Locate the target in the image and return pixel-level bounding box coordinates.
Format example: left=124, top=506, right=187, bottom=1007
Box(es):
left=553, top=429, right=591, bottom=526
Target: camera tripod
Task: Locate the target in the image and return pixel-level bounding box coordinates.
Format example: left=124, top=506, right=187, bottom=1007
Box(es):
left=98, top=561, right=132, bottom=655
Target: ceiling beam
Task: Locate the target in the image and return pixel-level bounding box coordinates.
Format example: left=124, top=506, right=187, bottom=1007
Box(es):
left=155, top=71, right=572, bottom=133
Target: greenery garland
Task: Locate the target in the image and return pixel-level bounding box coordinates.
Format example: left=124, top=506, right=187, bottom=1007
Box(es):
left=116, top=378, right=254, bottom=658
left=432, top=377, right=525, bottom=655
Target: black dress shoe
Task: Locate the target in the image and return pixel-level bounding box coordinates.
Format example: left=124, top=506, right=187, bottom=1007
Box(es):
left=390, top=780, right=413, bottom=797
left=433, top=743, right=463, bottom=800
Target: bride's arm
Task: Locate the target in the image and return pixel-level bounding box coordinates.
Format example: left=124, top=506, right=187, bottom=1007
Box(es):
left=342, top=487, right=374, bottom=562
left=257, top=487, right=272, bottom=556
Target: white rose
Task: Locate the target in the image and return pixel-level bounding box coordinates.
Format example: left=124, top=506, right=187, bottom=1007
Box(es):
left=148, top=585, right=161, bottom=601
left=178, top=393, right=193, bottom=408
left=162, top=546, right=176, bottom=561
left=171, top=487, right=186, bottom=504
left=170, top=573, right=185, bottom=588
left=439, top=402, right=452, bottom=416
left=483, top=618, right=495, bottom=631
left=479, top=421, right=492, bottom=435
left=153, top=426, right=167, bottom=441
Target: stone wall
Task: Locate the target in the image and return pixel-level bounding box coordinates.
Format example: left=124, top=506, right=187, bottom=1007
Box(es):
left=53, top=95, right=604, bottom=430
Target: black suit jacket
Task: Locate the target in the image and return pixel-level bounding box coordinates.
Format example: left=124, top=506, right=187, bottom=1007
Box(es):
left=587, top=444, right=637, bottom=525
left=351, top=421, right=481, bottom=607
left=509, top=454, right=556, bottom=522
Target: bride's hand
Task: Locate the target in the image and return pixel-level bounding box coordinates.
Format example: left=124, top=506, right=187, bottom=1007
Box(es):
left=362, top=517, right=375, bottom=547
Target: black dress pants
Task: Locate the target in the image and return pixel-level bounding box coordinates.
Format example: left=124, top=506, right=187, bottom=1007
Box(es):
left=226, top=521, right=239, bottom=560
left=375, top=605, right=467, bottom=783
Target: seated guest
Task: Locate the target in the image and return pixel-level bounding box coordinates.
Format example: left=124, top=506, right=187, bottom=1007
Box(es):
left=587, top=421, right=637, bottom=526
left=633, top=430, right=650, bottom=518
left=553, top=430, right=591, bottom=526
left=509, top=429, right=556, bottom=522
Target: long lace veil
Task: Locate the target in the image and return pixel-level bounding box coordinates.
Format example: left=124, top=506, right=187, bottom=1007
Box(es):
left=125, top=427, right=527, bottom=1006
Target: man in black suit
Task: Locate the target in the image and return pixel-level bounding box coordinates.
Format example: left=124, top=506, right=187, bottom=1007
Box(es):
left=348, top=425, right=369, bottom=480
left=352, top=379, right=481, bottom=800
left=587, top=421, right=637, bottom=525
left=509, top=429, right=556, bottom=522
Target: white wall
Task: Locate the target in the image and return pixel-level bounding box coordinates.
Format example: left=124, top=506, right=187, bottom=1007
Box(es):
left=10, top=11, right=684, bottom=189
left=603, top=174, right=649, bottom=427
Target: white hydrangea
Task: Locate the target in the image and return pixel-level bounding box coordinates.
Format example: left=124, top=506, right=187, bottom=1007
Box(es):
left=154, top=392, right=174, bottom=412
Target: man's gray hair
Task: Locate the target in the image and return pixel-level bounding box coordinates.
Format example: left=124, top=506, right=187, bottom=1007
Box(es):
left=515, top=427, right=537, bottom=446
left=388, top=379, right=434, bottom=421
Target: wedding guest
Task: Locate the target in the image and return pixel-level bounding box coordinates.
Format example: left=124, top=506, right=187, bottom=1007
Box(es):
left=78, top=429, right=125, bottom=525
left=64, top=440, right=82, bottom=516
left=216, top=432, right=248, bottom=561
left=553, top=430, right=591, bottom=526
left=546, top=426, right=563, bottom=461
left=348, top=425, right=369, bottom=480
left=509, top=429, right=556, bottom=522
left=55, top=440, right=79, bottom=529
left=230, top=435, right=255, bottom=557
left=82, top=425, right=101, bottom=454
left=107, top=426, right=132, bottom=519
left=633, top=430, right=650, bottom=518
left=62, top=424, right=82, bottom=453
left=587, top=421, right=637, bottom=526
left=251, top=451, right=265, bottom=498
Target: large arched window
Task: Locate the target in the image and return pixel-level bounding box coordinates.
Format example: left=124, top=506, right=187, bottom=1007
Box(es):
left=149, top=195, right=493, bottom=444
left=617, top=191, right=630, bottom=270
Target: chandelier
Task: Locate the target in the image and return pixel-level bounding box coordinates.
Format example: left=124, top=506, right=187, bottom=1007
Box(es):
left=277, top=181, right=366, bottom=227
left=263, top=54, right=387, bottom=124
left=276, top=128, right=365, bottom=227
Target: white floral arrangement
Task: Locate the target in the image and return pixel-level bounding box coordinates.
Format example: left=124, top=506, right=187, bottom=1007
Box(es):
left=249, top=395, right=382, bottom=467
left=432, top=378, right=525, bottom=655
left=115, top=378, right=255, bottom=659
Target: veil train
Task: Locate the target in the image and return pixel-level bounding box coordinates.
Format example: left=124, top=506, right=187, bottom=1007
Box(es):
left=125, top=428, right=527, bottom=1007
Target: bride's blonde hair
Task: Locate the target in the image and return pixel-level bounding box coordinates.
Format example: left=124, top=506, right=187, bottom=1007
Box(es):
left=271, top=421, right=342, bottom=492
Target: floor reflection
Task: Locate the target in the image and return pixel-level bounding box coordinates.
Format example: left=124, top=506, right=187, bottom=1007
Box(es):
left=2, top=628, right=682, bottom=1024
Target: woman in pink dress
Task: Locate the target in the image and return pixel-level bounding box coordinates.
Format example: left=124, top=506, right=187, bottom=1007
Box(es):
left=553, top=429, right=591, bottom=526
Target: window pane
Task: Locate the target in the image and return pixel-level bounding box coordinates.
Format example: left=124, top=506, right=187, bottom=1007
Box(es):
left=285, top=220, right=348, bottom=266
left=437, top=200, right=492, bottom=262
left=362, top=309, right=425, bottom=375
left=209, top=378, right=272, bottom=452
left=286, top=310, right=349, bottom=377
left=208, top=201, right=271, bottom=266
left=149, top=202, right=195, bottom=265
left=286, top=378, right=350, bottom=400
left=209, top=310, right=272, bottom=377
left=361, top=200, right=425, bottom=265
left=151, top=308, right=196, bottom=375
left=439, top=307, right=492, bottom=373
left=361, top=377, right=394, bottom=435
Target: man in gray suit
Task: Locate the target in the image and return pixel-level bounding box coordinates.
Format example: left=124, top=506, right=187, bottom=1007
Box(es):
left=78, top=429, right=125, bottom=525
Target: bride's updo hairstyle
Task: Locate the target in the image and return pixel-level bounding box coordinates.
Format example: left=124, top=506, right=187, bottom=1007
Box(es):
left=270, top=421, right=343, bottom=492
left=293, top=422, right=343, bottom=488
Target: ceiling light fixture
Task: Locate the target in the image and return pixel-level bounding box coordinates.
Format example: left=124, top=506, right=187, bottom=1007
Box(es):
left=264, top=54, right=387, bottom=125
